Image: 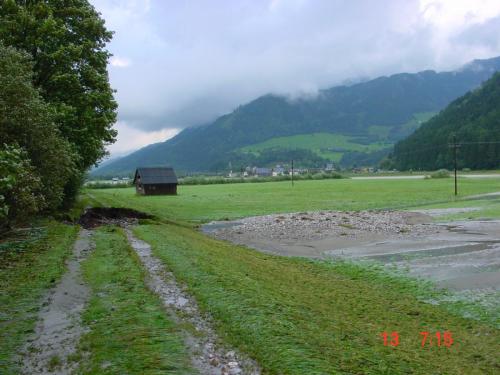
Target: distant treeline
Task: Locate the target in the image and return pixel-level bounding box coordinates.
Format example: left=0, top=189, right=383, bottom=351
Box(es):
left=0, top=1, right=116, bottom=230
left=180, top=172, right=344, bottom=185
left=85, top=172, right=344, bottom=189
left=390, top=73, right=500, bottom=171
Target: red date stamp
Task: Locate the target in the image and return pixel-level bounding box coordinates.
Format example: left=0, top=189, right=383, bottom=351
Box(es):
left=380, top=331, right=453, bottom=347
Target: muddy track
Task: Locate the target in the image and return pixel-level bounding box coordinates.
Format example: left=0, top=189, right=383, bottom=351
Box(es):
left=19, top=207, right=260, bottom=374
left=125, top=228, right=260, bottom=375
left=20, top=229, right=94, bottom=375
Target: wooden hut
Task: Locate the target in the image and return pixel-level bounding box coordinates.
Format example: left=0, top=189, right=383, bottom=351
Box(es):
left=133, top=167, right=178, bottom=195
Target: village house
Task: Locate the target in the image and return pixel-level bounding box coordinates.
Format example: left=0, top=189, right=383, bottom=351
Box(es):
left=253, top=167, right=272, bottom=177
left=133, top=167, right=178, bottom=195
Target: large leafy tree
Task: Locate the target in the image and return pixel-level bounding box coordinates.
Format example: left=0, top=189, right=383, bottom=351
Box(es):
left=0, top=0, right=117, bottom=200
left=0, top=44, right=77, bottom=216
left=0, top=144, right=44, bottom=231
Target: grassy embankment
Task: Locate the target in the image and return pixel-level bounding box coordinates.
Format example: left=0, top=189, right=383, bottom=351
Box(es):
left=76, top=227, right=194, bottom=374
left=0, top=221, right=78, bottom=373
left=86, top=177, right=500, bottom=374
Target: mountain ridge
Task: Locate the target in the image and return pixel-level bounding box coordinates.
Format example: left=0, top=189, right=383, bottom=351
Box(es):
left=94, top=56, right=500, bottom=176
left=392, top=72, right=500, bottom=170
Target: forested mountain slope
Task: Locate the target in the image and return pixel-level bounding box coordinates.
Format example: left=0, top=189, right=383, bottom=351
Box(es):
left=392, top=72, right=500, bottom=170
left=94, top=56, right=500, bottom=176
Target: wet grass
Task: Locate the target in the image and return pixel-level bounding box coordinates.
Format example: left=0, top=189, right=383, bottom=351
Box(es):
left=135, top=223, right=499, bottom=374
left=77, top=226, right=195, bottom=374
left=86, top=177, right=500, bottom=224
left=0, top=221, right=78, bottom=374
left=415, top=194, right=500, bottom=221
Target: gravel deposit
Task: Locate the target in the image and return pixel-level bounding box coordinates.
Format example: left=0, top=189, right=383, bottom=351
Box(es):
left=207, top=210, right=439, bottom=243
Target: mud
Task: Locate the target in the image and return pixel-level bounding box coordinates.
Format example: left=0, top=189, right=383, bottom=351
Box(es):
left=125, top=229, right=260, bottom=375
left=78, top=207, right=153, bottom=229
left=412, top=207, right=481, bottom=217
left=204, top=213, right=500, bottom=292
left=20, top=229, right=94, bottom=374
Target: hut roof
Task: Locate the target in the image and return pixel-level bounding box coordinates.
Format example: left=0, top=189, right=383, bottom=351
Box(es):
left=133, top=167, right=178, bottom=185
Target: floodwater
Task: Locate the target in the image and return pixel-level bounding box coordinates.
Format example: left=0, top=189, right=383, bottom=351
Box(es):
left=324, top=220, right=500, bottom=291
left=203, top=217, right=500, bottom=292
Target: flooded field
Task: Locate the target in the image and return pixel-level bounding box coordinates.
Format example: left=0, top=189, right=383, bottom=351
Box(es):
left=203, top=211, right=500, bottom=292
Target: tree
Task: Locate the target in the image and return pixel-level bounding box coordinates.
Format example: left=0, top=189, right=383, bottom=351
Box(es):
left=0, top=0, right=117, bottom=203
left=0, top=144, right=44, bottom=231
left=0, top=43, right=77, bottom=211
left=392, top=73, right=500, bottom=171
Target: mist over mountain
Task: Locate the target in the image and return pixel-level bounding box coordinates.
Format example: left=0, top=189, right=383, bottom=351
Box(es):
left=93, top=56, right=500, bottom=176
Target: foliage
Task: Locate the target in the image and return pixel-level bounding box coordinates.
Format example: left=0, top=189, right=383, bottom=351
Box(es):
left=179, top=172, right=343, bottom=185
left=0, top=44, right=78, bottom=215
left=340, top=147, right=392, bottom=168
left=0, top=145, right=44, bottom=229
left=217, top=148, right=332, bottom=171
left=0, top=0, right=117, bottom=204
left=94, top=58, right=500, bottom=175
left=393, top=73, right=500, bottom=170
left=85, top=181, right=132, bottom=189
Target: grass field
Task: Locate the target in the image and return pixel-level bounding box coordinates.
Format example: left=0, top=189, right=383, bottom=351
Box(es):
left=134, top=222, right=499, bottom=374
left=86, top=177, right=500, bottom=223
left=238, top=133, right=392, bottom=161
left=83, top=177, right=500, bottom=373
left=3, top=178, right=498, bottom=374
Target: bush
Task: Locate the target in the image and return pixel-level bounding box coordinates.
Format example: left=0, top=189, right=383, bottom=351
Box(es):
left=0, top=145, right=44, bottom=230
left=85, top=181, right=132, bottom=189
left=178, top=172, right=343, bottom=185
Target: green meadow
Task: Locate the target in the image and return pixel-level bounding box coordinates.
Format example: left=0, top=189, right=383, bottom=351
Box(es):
left=238, top=133, right=392, bottom=161
left=3, top=178, right=499, bottom=373
left=87, top=177, right=500, bottom=223
left=83, top=177, right=500, bottom=373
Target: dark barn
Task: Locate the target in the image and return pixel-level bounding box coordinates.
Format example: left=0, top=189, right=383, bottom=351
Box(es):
left=133, top=167, right=178, bottom=195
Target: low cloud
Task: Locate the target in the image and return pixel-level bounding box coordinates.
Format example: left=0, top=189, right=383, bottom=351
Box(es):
left=107, top=121, right=180, bottom=156
left=110, top=56, right=131, bottom=68
left=91, top=0, right=500, bottom=154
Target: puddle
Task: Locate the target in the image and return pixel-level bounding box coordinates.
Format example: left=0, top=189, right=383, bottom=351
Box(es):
left=364, top=242, right=494, bottom=263
left=125, top=229, right=260, bottom=375
left=412, top=207, right=481, bottom=217
left=20, top=229, right=94, bottom=374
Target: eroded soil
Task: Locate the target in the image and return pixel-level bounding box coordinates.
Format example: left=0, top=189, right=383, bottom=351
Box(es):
left=78, top=207, right=153, bottom=229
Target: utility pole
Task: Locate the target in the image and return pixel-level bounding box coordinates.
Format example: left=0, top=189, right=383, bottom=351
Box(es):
left=291, top=159, right=294, bottom=187
left=449, top=135, right=460, bottom=196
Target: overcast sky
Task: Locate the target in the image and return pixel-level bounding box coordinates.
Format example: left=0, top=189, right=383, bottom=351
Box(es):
left=90, top=0, right=500, bottom=157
